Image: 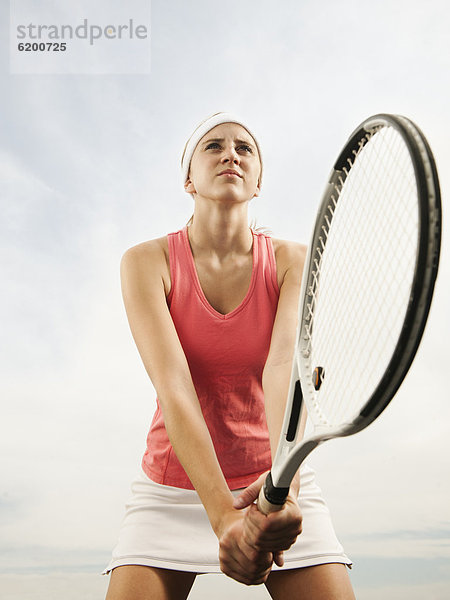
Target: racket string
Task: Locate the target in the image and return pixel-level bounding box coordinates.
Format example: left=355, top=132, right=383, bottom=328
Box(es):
left=303, top=125, right=419, bottom=428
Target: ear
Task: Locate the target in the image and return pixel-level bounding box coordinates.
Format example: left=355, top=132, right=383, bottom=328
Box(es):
left=253, top=181, right=261, bottom=198
left=184, top=178, right=196, bottom=194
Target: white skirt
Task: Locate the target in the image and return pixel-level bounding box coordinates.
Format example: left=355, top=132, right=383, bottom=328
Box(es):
left=103, top=464, right=351, bottom=574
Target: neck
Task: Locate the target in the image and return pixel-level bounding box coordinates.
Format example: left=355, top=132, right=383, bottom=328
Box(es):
left=188, top=200, right=252, bottom=258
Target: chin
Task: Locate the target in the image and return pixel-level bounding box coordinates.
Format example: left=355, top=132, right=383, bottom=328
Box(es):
left=215, top=189, right=249, bottom=204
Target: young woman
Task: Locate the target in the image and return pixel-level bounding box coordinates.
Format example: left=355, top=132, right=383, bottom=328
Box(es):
left=104, top=113, right=355, bottom=600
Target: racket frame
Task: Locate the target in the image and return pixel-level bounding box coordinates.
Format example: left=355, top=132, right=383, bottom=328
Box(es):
left=259, top=114, right=441, bottom=513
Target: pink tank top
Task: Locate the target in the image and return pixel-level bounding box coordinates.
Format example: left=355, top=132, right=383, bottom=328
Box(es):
left=142, top=226, right=280, bottom=490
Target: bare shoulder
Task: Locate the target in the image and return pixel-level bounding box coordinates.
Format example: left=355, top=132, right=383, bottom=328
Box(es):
left=120, top=236, right=171, bottom=296
left=271, top=238, right=307, bottom=288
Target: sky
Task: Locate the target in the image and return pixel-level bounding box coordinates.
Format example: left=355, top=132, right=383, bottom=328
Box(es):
left=1, top=0, right=450, bottom=598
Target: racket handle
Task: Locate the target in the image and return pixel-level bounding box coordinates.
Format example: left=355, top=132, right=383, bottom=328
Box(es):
left=257, top=472, right=290, bottom=515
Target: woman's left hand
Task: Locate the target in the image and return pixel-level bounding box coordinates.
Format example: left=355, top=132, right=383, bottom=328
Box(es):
left=232, top=472, right=303, bottom=567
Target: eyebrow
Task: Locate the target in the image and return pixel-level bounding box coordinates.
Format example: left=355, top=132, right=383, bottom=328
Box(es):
left=202, top=137, right=256, bottom=149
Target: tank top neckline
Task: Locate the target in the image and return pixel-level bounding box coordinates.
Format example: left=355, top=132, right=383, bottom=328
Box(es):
left=180, top=226, right=259, bottom=321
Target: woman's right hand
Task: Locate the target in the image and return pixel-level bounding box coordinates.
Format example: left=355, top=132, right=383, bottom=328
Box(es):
left=218, top=510, right=274, bottom=585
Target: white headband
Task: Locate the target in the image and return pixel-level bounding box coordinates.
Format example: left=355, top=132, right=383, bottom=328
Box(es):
left=181, top=112, right=262, bottom=186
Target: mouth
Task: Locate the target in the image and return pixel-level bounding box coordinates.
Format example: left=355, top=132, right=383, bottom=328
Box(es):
left=218, top=170, right=242, bottom=178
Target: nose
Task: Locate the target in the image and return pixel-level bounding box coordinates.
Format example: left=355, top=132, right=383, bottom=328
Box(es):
left=220, top=143, right=240, bottom=165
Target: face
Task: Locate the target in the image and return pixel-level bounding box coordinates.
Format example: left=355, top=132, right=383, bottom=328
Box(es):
left=184, top=123, right=261, bottom=203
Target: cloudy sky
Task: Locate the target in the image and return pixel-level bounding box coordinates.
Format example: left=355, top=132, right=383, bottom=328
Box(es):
left=1, top=0, right=449, bottom=598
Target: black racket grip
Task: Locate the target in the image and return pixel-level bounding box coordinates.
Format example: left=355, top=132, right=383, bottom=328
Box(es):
left=257, top=471, right=290, bottom=515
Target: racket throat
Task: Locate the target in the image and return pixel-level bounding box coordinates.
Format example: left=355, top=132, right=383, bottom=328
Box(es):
left=286, top=380, right=303, bottom=441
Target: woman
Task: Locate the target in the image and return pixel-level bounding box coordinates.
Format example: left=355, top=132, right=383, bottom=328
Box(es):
left=104, top=112, right=355, bottom=599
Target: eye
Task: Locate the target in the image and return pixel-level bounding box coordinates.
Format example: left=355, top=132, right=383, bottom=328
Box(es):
left=205, top=142, right=221, bottom=150
left=238, top=144, right=253, bottom=153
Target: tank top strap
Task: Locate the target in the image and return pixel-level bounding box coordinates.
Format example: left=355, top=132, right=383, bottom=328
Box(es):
left=166, top=228, right=188, bottom=306
left=252, top=230, right=279, bottom=296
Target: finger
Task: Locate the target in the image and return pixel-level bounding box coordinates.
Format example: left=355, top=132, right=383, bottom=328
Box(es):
left=233, top=472, right=267, bottom=510
left=243, top=508, right=277, bottom=549
left=248, top=501, right=302, bottom=536
left=273, top=551, right=284, bottom=567
left=220, top=544, right=273, bottom=585
left=245, top=534, right=299, bottom=553
left=245, top=526, right=302, bottom=551
left=221, top=564, right=272, bottom=586
left=242, top=505, right=266, bottom=543
left=244, top=504, right=292, bottom=542
left=243, top=505, right=302, bottom=551
left=220, top=529, right=273, bottom=570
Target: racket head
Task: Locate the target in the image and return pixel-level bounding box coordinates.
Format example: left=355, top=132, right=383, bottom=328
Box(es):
left=262, top=114, right=442, bottom=508
left=296, top=114, right=441, bottom=437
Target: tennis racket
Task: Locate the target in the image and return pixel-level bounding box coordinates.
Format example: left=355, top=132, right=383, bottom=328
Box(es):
left=258, top=113, right=442, bottom=515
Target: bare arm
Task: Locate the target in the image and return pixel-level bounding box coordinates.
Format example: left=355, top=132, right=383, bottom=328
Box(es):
left=231, top=240, right=306, bottom=565
left=120, top=240, right=235, bottom=537
left=261, top=240, right=307, bottom=496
